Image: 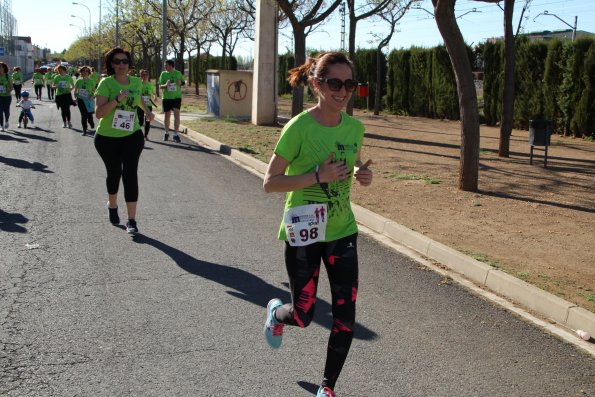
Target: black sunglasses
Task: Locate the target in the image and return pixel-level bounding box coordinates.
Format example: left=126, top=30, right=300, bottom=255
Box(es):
left=112, top=58, right=130, bottom=65
left=318, top=78, right=358, bottom=92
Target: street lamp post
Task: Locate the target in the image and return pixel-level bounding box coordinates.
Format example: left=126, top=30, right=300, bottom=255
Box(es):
left=534, top=11, right=578, bottom=41
left=71, top=15, right=87, bottom=34
left=72, top=2, right=91, bottom=36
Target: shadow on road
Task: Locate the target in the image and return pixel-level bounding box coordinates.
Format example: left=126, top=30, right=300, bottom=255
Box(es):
left=0, top=155, right=52, bottom=173
left=132, top=233, right=378, bottom=341
left=0, top=209, right=28, bottom=233
left=8, top=130, right=56, bottom=142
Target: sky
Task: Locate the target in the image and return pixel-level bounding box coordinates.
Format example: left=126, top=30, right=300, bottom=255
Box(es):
left=11, top=0, right=595, bottom=59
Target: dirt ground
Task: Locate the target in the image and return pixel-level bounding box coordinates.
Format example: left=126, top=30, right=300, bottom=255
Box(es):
left=177, top=85, right=595, bottom=313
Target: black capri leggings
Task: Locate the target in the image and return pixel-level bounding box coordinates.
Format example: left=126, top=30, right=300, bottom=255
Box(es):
left=276, top=233, right=359, bottom=390
left=56, top=93, right=73, bottom=122
left=94, top=130, right=145, bottom=202
left=0, top=95, right=11, bottom=126
left=77, top=99, right=95, bottom=132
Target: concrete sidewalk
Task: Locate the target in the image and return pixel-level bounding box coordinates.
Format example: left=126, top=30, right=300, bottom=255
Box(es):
left=155, top=113, right=595, bottom=356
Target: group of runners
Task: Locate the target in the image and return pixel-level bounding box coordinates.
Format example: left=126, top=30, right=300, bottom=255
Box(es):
left=0, top=60, right=184, bottom=140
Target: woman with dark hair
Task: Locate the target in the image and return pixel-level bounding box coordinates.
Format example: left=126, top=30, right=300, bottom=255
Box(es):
left=262, top=52, right=373, bottom=397
left=53, top=65, right=75, bottom=128
left=11, top=66, right=23, bottom=101
left=74, top=65, right=96, bottom=136
left=32, top=68, right=44, bottom=100
left=94, top=47, right=154, bottom=234
left=0, top=62, right=12, bottom=131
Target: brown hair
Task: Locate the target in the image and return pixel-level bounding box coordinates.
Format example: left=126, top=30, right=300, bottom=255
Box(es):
left=54, top=64, right=66, bottom=73
left=287, top=52, right=354, bottom=88
left=0, top=62, right=8, bottom=74
left=104, top=47, right=132, bottom=76
left=78, top=65, right=91, bottom=74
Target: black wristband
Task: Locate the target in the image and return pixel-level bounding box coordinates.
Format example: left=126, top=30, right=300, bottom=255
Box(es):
left=115, top=97, right=120, bottom=103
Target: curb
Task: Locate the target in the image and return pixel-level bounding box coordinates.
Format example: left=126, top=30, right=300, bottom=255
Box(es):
left=155, top=114, right=595, bottom=353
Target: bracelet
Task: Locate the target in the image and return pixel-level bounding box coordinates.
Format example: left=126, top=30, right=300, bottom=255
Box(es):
left=115, top=97, right=120, bottom=103
left=315, top=165, right=320, bottom=184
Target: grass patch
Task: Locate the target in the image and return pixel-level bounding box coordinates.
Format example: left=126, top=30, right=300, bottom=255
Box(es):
left=467, top=252, right=501, bottom=269
left=471, top=202, right=482, bottom=207
left=388, top=173, right=442, bottom=185
left=516, top=271, right=529, bottom=280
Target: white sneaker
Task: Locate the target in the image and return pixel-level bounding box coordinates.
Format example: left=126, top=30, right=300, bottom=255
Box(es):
left=0, top=125, right=4, bottom=132
left=62, top=122, right=67, bottom=128
left=18, top=123, right=21, bottom=128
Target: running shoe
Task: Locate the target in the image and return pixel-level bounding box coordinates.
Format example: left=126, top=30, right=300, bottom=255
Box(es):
left=316, top=386, right=337, bottom=397
left=0, top=125, right=4, bottom=132
left=68, top=121, right=72, bottom=128
left=18, top=122, right=21, bottom=128
left=173, top=134, right=181, bottom=143
left=62, top=122, right=67, bottom=128
left=4, top=121, right=8, bottom=129
left=263, top=298, right=284, bottom=349
left=163, top=132, right=169, bottom=141
left=108, top=206, right=120, bottom=225
left=126, top=219, right=138, bottom=234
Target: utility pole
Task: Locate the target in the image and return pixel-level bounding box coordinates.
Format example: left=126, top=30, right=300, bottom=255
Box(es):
left=115, top=0, right=120, bottom=46
left=534, top=11, right=578, bottom=41
left=162, top=0, right=167, bottom=63
left=340, top=1, right=346, bottom=52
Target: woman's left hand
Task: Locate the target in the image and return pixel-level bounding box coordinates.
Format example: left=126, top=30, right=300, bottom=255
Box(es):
left=354, top=159, right=373, bottom=186
left=146, top=112, right=155, bottom=122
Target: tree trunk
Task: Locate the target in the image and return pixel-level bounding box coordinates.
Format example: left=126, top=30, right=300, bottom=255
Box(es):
left=346, top=15, right=357, bottom=116
left=291, top=25, right=307, bottom=117
left=499, top=0, right=516, bottom=157
left=433, top=0, right=479, bottom=192
left=195, top=48, right=200, bottom=96
left=374, top=47, right=382, bottom=115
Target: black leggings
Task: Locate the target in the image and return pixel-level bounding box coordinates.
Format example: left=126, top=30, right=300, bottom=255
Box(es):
left=77, top=99, right=95, bottom=132
left=94, top=130, right=144, bottom=202
left=46, top=84, right=54, bottom=99
left=13, top=84, right=22, bottom=101
left=276, top=233, right=359, bottom=390
left=56, top=94, right=73, bottom=122
left=34, top=84, right=43, bottom=99
left=137, top=106, right=152, bottom=137
left=0, top=95, right=11, bottom=126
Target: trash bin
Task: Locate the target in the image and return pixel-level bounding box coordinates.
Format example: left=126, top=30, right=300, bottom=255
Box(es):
left=528, top=119, right=552, bottom=167
left=357, top=83, right=368, bottom=97
left=529, top=119, right=552, bottom=146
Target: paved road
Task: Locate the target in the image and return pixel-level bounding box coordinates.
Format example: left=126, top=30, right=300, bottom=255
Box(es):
left=1, top=98, right=593, bottom=396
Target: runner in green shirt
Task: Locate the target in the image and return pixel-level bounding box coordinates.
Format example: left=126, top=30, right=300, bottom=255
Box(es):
left=11, top=66, right=23, bottom=101
left=0, top=61, right=13, bottom=131
left=53, top=65, right=75, bottom=128
left=44, top=70, right=55, bottom=100
left=262, top=52, right=373, bottom=397
left=138, top=69, right=157, bottom=140
left=32, top=68, right=44, bottom=100
left=94, top=47, right=154, bottom=235
left=157, top=59, right=184, bottom=142
left=74, top=66, right=96, bottom=136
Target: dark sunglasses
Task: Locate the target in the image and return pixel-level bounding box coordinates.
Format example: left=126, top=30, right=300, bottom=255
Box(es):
left=112, top=58, right=130, bottom=65
left=318, top=78, right=358, bottom=92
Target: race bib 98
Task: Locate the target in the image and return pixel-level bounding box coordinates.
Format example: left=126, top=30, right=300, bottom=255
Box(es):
left=284, top=204, right=327, bottom=247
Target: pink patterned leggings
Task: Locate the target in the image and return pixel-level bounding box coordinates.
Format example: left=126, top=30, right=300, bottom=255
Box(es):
left=276, top=233, right=359, bottom=390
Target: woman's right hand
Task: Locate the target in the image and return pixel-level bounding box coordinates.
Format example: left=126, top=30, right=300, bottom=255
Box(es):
left=318, top=153, right=348, bottom=183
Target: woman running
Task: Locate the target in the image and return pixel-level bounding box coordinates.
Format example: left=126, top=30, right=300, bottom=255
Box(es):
left=137, top=69, right=156, bottom=140
left=262, top=52, right=373, bottom=397
left=11, top=66, right=23, bottom=101
left=45, top=68, right=55, bottom=100
left=53, top=65, right=75, bottom=128
left=0, top=62, right=12, bottom=131
left=94, top=47, right=154, bottom=234
left=74, top=66, right=96, bottom=136
left=32, top=68, right=44, bottom=100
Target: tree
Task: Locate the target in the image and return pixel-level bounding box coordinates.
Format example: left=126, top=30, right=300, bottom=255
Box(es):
left=431, top=0, right=480, bottom=191
left=370, top=0, right=418, bottom=115
left=210, top=1, right=252, bottom=69
left=498, top=0, right=533, bottom=157
left=345, top=0, right=396, bottom=115
left=276, top=0, right=343, bottom=116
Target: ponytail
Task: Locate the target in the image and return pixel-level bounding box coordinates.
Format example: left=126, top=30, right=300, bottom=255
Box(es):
left=287, top=57, right=317, bottom=88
